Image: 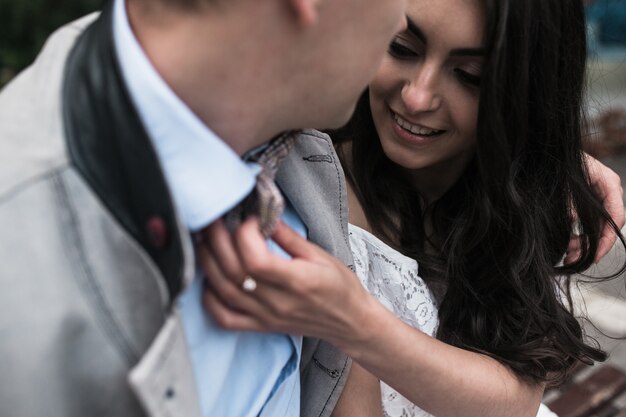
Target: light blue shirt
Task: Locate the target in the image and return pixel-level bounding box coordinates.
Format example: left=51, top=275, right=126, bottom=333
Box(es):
left=112, top=1, right=304, bottom=415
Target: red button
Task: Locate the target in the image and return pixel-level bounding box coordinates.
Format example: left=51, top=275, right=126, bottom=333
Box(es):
left=146, top=216, right=168, bottom=249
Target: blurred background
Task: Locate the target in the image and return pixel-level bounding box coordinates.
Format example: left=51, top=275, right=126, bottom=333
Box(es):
left=584, top=0, right=626, bottom=160
left=0, top=0, right=103, bottom=87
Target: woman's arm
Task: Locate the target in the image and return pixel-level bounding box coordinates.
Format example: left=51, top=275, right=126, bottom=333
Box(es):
left=350, top=297, right=544, bottom=417
left=198, top=219, right=543, bottom=417
left=330, top=362, right=383, bottom=417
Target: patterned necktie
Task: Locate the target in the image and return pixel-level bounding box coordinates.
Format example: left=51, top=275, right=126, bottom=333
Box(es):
left=223, top=130, right=298, bottom=238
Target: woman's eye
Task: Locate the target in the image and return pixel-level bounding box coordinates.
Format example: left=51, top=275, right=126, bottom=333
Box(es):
left=388, top=41, right=418, bottom=59
left=454, top=68, right=481, bottom=87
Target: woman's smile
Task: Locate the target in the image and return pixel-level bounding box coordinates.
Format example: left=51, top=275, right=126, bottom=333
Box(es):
left=390, top=108, right=446, bottom=145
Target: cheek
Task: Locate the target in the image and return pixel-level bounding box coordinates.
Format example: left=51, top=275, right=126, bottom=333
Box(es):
left=452, top=95, right=479, bottom=138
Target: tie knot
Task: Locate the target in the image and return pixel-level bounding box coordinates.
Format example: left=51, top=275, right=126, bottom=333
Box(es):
left=253, top=130, right=297, bottom=178
left=223, top=130, right=299, bottom=238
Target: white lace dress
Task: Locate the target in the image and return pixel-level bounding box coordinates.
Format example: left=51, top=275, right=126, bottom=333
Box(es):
left=348, top=223, right=559, bottom=417
left=349, top=223, right=438, bottom=417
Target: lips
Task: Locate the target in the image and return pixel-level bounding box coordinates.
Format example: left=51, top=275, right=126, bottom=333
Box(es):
left=392, top=112, right=445, bottom=137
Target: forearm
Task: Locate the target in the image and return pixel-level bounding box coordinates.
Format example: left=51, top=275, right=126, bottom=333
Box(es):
left=331, top=362, right=382, bottom=417
left=338, top=296, right=543, bottom=417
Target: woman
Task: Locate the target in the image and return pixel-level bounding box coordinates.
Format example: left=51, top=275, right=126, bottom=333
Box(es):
left=326, top=0, right=626, bottom=414
left=199, top=0, right=625, bottom=415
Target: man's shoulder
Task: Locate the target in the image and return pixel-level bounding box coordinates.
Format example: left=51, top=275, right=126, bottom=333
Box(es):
left=287, top=129, right=338, bottom=166
left=36, top=12, right=100, bottom=58
left=280, top=129, right=339, bottom=185
left=4, top=12, right=99, bottom=90
left=0, top=12, right=100, bottom=200
left=294, top=128, right=334, bottom=147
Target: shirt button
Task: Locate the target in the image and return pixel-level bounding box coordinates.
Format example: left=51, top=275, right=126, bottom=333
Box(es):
left=146, top=216, right=168, bottom=249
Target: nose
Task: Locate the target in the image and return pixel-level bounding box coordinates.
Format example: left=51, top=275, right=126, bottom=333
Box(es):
left=401, top=65, right=442, bottom=113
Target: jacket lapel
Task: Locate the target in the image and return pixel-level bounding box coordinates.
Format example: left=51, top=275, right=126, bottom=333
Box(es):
left=62, top=1, right=193, bottom=303
left=128, top=309, right=202, bottom=417
left=276, top=129, right=354, bottom=417
left=276, top=129, right=353, bottom=270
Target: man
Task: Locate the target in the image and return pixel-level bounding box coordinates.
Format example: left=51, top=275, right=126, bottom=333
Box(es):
left=0, top=0, right=406, bottom=416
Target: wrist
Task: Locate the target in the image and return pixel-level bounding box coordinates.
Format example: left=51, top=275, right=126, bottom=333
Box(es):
left=334, top=292, right=393, bottom=360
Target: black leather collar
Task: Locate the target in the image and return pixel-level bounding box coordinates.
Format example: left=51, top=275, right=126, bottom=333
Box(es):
left=62, top=1, right=184, bottom=301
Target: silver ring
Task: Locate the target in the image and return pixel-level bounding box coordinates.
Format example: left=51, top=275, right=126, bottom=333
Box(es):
left=242, top=276, right=257, bottom=293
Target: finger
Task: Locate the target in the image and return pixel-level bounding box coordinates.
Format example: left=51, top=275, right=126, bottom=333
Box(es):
left=203, top=288, right=266, bottom=332
left=595, top=232, right=616, bottom=263
left=589, top=155, right=625, bottom=228
left=564, top=237, right=582, bottom=265
left=231, top=219, right=297, bottom=286
left=585, top=153, right=624, bottom=216
left=271, top=220, right=326, bottom=260
left=197, top=242, right=257, bottom=311
left=202, top=219, right=246, bottom=281
left=198, top=240, right=294, bottom=318
left=602, top=185, right=625, bottom=227
left=596, top=197, right=622, bottom=262
left=582, top=154, right=623, bottom=262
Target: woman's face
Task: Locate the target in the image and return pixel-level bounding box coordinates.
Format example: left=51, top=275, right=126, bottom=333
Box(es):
left=369, top=0, right=486, bottom=187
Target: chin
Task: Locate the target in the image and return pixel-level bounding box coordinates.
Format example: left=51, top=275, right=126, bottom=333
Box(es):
left=390, top=155, right=431, bottom=171
left=381, top=140, right=431, bottom=170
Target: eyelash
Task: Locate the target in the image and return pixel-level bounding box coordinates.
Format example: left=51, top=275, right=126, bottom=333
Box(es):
left=387, top=41, right=482, bottom=88
left=388, top=41, right=419, bottom=59
left=454, top=69, right=481, bottom=87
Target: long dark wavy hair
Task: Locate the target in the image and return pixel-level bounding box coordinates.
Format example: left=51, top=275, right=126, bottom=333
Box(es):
left=331, top=0, right=625, bottom=385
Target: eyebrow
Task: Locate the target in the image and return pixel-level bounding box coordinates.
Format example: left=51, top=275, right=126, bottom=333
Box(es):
left=405, top=16, right=485, bottom=57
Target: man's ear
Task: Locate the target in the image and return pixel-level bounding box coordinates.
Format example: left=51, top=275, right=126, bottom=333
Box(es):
left=289, top=0, right=323, bottom=27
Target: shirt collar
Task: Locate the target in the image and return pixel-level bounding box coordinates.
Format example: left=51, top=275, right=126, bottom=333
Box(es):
left=112, top=0, right=258, bottom=231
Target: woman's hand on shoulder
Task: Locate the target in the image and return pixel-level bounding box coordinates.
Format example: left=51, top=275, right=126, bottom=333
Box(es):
left=565, top=154, right=624, bottom=264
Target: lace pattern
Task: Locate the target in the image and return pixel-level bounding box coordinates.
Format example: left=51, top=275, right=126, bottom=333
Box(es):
left=348, top=224, right=559, bottom=417
left=349, top=224, right=438, bottom=417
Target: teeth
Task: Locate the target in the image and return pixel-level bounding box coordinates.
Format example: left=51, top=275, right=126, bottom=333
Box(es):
left=394, top=113, right=442, bottom=136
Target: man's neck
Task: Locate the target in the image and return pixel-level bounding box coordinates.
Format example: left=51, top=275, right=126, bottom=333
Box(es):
left=126, top=0, right=293, bottom=156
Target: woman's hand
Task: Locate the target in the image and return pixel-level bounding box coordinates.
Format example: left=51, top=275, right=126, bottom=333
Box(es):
left=196, top=218, right=377, bottom=352
left=565, top=154, right=625, bottom=264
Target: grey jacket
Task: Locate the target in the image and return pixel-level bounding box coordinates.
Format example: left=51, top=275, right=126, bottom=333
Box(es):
left=0, top=5, right=353, bottom=417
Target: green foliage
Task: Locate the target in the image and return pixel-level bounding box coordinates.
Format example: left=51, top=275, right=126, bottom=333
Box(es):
left=0, top=0, right=103, bottom=86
